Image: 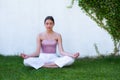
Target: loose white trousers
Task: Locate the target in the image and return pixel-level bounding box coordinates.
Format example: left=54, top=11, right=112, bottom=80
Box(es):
left=23, top=53, right=75, bottom=69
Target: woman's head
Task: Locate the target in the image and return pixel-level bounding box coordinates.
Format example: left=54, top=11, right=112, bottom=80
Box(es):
left=44, top=16, right=55, bottom=24
left=44, top=16, right=55, bottom=31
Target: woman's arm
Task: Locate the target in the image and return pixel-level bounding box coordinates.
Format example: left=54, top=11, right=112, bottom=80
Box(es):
left=57, top=34, right=79, bottom=58
left=21, top=34, right=41, bottom=59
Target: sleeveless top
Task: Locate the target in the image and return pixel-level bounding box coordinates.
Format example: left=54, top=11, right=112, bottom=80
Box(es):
left=41, top=40, right=57, bottom=53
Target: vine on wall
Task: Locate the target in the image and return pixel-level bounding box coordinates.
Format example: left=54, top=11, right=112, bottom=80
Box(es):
left=70, top=0, right=120, bottom=55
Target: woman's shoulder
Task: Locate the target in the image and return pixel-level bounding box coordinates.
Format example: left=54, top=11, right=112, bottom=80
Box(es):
left=38, top=32, right=45, bottom=36
left=54, top=32, right=61, bottom=37
left=37, top=32, right=45, bottom=39
left=54, top=32, right=62, bottom=39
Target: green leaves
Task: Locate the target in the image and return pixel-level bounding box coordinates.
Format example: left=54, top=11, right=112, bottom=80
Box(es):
left=78, top=0, right=120, bottom=40
left=78, top=0, right=120, bottom=54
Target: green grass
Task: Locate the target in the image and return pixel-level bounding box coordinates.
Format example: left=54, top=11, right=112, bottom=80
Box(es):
left=0, top=55, right=120, bottom=80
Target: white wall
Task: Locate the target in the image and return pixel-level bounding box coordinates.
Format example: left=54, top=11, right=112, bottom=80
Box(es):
left=0, top=0, right=114, bottom=57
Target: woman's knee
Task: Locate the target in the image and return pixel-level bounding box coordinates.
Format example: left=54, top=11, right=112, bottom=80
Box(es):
left=23, top=59, right=29, bottom=66
left=64, top=56, right=75, bottom=65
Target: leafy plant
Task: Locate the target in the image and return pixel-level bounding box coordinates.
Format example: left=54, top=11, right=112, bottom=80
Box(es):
left=70, top=0, right=120, bottom=55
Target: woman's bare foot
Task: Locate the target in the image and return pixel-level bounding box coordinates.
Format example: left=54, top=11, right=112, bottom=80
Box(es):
left=43, top=63, right=59, bottom=68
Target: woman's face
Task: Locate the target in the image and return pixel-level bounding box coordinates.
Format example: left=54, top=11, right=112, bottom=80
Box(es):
left=44, top=19, right=54, bottom=31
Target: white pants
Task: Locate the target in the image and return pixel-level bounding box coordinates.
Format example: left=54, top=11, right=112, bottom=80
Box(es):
left=23, top=53, right=75, bottom=69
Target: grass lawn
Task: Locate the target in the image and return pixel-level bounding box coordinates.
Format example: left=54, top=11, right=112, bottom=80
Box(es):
left=0, top=55, right=120, bottom=80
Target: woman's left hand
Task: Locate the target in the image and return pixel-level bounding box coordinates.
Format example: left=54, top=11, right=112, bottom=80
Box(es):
left=72, top=52, right=80, bottom=59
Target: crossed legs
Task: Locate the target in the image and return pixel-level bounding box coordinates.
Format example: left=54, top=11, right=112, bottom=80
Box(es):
left=43, top=62, right=59, bottom=68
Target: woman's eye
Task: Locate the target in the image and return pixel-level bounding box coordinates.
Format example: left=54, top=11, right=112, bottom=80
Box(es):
left=50, top=23, right=53, bottom=25
left=46, top=23, right=49, bottom=25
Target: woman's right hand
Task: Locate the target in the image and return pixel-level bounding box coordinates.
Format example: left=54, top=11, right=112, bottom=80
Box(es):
left=20, top=53, right=30, bottom=59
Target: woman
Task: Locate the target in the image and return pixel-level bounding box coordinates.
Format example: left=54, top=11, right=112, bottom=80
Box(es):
left=21, top=16, right=79, bottom=69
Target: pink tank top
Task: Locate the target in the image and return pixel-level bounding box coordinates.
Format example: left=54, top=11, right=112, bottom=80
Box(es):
left=41, top=40, right=57, bottom=53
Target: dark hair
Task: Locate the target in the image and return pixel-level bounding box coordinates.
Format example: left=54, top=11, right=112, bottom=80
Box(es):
left=44, top=16, right=55, bottom=24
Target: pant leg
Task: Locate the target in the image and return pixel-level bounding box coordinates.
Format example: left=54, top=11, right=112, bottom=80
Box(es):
left=54, top=56, right=75, bottom=68
left=24, top=57, right=44, bottom=69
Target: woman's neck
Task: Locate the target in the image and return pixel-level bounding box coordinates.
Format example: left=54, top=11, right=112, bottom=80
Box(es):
left=46, top=30, right=54, bottom=34
left=45, top=30, right=54, bottom=39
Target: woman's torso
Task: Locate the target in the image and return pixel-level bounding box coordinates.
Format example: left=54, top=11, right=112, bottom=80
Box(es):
left=39, top=31, right=60, bottom=54
left=41, top=39, right=57, bottom=53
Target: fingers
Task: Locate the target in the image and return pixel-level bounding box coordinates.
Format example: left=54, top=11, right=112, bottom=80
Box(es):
left=20, top=53, right=25, bottom=58
left=20, top=53, right=27, bottom=59
left=73, top=52, right=80, bottom=58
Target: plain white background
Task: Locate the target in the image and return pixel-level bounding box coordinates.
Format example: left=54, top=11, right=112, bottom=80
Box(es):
left=0, top=0, right=113, bottom=57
